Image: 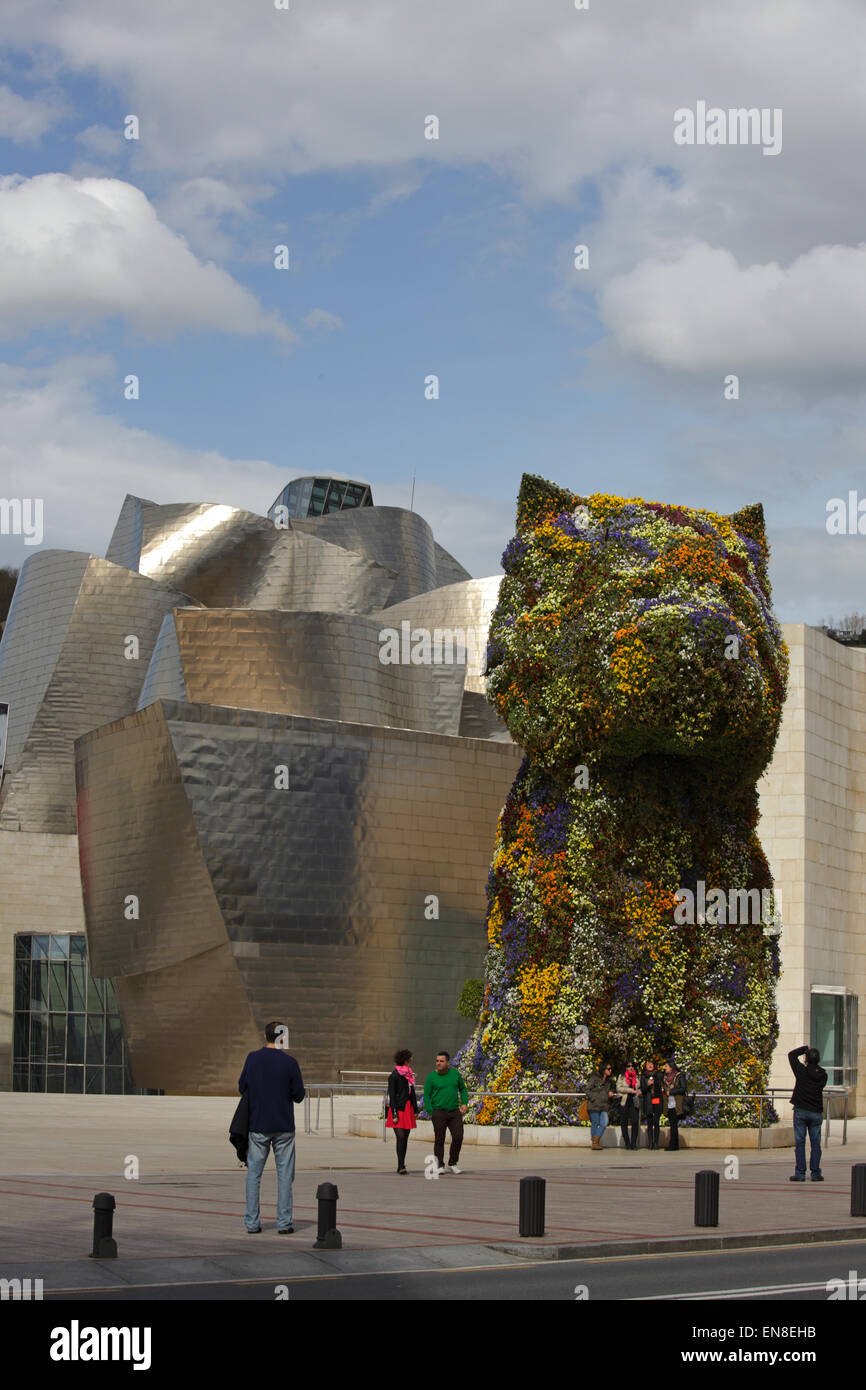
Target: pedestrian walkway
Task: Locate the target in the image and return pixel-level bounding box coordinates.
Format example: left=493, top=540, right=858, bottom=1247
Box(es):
left=0, top=1095, right=863, bottom=1292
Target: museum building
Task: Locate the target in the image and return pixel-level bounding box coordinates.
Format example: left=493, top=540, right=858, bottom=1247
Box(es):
left=0, top=483, right=861, bottom=1112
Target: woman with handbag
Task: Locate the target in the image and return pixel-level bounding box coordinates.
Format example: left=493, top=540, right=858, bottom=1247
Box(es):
left=616, top=1061, right=641, bottom=1149
left=662, top=1060, right=687, bottom=1151
left=640, top=1059, right=663, bottom=1149
left=386, top=1049, right=419, bottom=1174
left=585, top=1062, right=616, bottom=1150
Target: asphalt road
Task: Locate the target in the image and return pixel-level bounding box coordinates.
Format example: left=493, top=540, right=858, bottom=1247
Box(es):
left=42, top=1237, right=866, bottom=1301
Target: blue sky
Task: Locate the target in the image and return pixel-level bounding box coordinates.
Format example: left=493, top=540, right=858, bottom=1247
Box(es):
left=1, top=0, right=865, bottom=623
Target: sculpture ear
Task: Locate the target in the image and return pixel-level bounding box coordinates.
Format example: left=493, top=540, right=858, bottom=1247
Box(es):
left=516, top=473, right=580, bottom=531
left=728, top=502, right=766, bottom=550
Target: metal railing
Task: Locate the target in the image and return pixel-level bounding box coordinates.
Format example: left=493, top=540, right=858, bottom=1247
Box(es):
left=303, top=1081, right=392, bottom=1137
left=303, top=1082, right=850, bottom=1150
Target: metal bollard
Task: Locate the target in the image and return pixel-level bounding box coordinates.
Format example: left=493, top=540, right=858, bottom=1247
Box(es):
left=519, top=1176, right=545, bottom=1237
left=89, top=1192, right=118, bottom=1258
left=694, top=1170, right=720, bottom=1227
left=851, top=1164, right=866, bottom=1217
left=313, top=1181, right=342, bottom=1249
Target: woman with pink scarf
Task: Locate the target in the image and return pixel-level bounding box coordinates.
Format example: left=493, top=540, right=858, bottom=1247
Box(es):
left=386, top=1049, right=419, bottom=1174
left=616, top=1062, right=641, bottom=1149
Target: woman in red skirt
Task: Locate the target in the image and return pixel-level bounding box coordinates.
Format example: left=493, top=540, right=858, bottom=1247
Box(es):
left=386, top=1049, right=419, bottom=1174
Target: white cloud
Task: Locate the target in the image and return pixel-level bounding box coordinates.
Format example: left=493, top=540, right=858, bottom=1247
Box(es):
left=0, top=83, right=65, bottom=142
left=302, top=308, right=344, bottom=334
left=600, top=242, right=866, bottom=381
left=2, top=0, right=864, bottom=384
left=768, top=525, right=866, bottom=625
left=0, top=173, right=295, bottom=341
left=0, top=355, right=286, bottom=567
left=0, top=355, right=860, bottom=621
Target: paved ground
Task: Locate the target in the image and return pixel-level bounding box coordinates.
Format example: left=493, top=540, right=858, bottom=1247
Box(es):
left=1, top=1095, right=863, bottom=1293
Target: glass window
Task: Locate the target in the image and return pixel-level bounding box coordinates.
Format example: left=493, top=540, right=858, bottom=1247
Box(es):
left=15, top=956, right=30, bottom=1007
left=49, top=960, right=68, bottom=1011
left=68, top=964, right=86, bottom=1013
left=29, top=1014, right=46, bottom=1061
left=13, top=932, right=154, bottom=1095
left=106, top=1018, right=124, bottom=1067
left=323, top=481, right=347, bottom=513
left=811, top=987, right=858, bottom=1088
left=30, top=960, right=48, bottom=1013
left=67, top=1014, right=86, bottom=1065
left=13, top=1012, right=28, bottom=1060
left=46, top=1065, right=65, bottom=1093
left=86, top=1015, right=104, bottom=1066
left=86, top=973, right=104, bottom=1012
left=47, top=1014, right=66, bottom=1063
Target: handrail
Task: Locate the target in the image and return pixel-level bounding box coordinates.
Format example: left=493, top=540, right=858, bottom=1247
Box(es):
left=302, top=1082, right=851, bottom=1148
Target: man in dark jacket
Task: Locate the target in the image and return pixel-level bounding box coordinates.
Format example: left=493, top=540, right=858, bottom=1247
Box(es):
left=788, top=1045, right=828, bottom=1182
left=239, top=1022, right=306, bottom=1232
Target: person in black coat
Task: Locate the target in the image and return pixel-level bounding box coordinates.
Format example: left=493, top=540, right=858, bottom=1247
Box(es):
left=386, top=1049, right=419, bottom=1174
left=640, top=1059, right=664, bottom=1149
left=788, top=1045, right=828, bottom=1182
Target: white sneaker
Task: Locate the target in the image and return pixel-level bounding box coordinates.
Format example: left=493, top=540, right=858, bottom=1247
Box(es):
left=447, top=1164, right=462, bottom=1174
left=436, top=1165, right=447, bottom=1176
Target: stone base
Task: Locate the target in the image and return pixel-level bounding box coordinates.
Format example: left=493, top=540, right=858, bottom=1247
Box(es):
left=348, top=1115, right=795, bottom=1149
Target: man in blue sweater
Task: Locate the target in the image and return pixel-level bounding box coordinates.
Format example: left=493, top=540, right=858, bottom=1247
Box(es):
left=239, top=1022, right=306, bottom=1233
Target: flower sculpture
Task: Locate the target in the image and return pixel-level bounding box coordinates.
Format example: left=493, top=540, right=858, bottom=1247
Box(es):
left=457, top=474, right=788, bottom=1127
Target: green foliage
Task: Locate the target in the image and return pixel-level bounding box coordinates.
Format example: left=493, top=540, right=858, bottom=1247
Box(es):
left=457, top=478, right=787, bottom=1127
left=457, top=978, right=484, bottom=1020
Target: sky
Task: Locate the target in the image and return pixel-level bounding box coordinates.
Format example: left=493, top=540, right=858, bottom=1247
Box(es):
left=0, top=0, right=865, bottom=623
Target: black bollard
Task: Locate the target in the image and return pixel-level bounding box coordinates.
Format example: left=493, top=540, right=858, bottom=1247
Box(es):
left=313, top=1181, right=342, bottom=1250
left=519, top=1176, right=546, bottom=1237
left=851, top=1164, right=866, bottom=1217
left=694, top=1170, right=720, bottom=1227
left=89, top=1192, right=118, bottom=1258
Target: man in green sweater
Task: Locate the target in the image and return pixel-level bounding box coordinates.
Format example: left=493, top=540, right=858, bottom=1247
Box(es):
left=423, top=1050, right=469, bottom=1174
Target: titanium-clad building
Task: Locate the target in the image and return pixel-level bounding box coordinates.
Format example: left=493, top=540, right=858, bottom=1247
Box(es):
left=0, top=487, right=519, bottom=1093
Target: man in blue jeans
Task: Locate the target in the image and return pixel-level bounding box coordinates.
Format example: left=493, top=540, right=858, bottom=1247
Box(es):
left=788, top=1044, right=828, bottom=1183
left=239, top=1022, right=306, bottom=1233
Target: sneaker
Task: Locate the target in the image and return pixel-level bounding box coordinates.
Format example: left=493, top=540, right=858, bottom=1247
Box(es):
left=397, top=1168, right=408, bottom=1175
left=811, top=1174, right=825, bottom=1182
left=436, top=1165, right=447, bottom=1175
left=246, top=1226, right=262, bottom=1233
left=447, top=1164, right=462, bottom=1174
left=277, top=1225, right=294, bottom=1234
left=789, top=1175, right=805, bottom=1182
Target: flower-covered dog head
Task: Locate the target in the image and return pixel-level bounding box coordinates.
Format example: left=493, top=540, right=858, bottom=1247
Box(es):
left=487, top=474, right=788, bottom=776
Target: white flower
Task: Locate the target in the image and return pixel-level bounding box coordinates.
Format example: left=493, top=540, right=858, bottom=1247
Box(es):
left=572, top=505, right=592, bottom=530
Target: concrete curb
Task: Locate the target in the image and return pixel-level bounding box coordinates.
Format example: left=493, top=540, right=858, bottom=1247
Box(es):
left=490, top=1223, right=866, bottom=1261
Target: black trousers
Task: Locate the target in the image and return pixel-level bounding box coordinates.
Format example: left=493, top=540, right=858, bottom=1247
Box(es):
left=620, top=1106, right=640, bottom=1147
left=645, top=1114, right=660, bottom=1148
left=667, top=1111, right=680, bottom=1150
left=432, top=1108, right=464, bottom=1166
